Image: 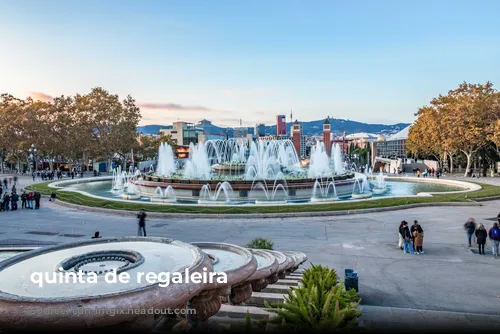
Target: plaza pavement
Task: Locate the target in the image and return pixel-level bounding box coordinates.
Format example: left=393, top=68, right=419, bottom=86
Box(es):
left=1, top=173, right=500, bottom=329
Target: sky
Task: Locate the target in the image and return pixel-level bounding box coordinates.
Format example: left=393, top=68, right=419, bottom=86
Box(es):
left=1, top=0, right=499, bottom=127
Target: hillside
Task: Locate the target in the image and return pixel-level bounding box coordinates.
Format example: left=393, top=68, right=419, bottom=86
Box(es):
left=137, top=118, right=410, bottom=137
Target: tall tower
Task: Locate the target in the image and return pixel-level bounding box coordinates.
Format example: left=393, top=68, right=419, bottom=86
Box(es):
left=276, top=115, right=286, bottom=136
left=292, top=120, right=302, bottom=158
left=323, top=117, right=331, bottom=157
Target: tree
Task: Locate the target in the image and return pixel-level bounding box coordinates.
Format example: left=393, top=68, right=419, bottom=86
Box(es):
left=407, top=106, right=446, bottom=167
left=408, top=82, right=498, bottom=176
left=436, top=82, right=497, bottom=176
left=74, top=88, right=141, bottom=171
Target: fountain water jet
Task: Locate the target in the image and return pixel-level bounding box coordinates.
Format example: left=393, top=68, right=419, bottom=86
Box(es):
left=308, top=142, right=331, bottom=178
left=372, top=170, right=387, bottom=195
left=311, top=177, right=339, bottom=202
left=351, top=175, right=373, bottom=199
left=198, top=182, right=235, bottom=204
left=184, top=142, right=211, bottom=180
left=156, top=143, right=177, bottom=177
left=151, top=186, right=177, bottom=203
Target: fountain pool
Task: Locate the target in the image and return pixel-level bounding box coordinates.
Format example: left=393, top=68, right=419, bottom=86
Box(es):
left=49, top=139, right=478, bottom=207
left=58, top=177, right=471, bottom=206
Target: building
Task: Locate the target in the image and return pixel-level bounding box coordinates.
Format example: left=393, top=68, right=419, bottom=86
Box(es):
left=291, top=120, right=306, bottom=158
left=375, top=126, right=409, bottom=160
left=276, top=115, right=286, bottom=136
left=255, top=123, right=266, bottom=137
left=198, top=133, right=227, bottom=144
left=345, top=132, right=378, bottom=149
left=233, top=127, right=249, bottom=138
left=159, top=121, right=203, bottom=146
left=323, top=118, right=331, bottom=157
left=332, top=131, right=349, bottom=155
left=259, top=135, right=291, bottom=141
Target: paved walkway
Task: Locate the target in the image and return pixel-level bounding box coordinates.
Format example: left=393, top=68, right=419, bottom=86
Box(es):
left=360, top=305, right=500, bottom=331
left=1, top=173, right=500, bottom=329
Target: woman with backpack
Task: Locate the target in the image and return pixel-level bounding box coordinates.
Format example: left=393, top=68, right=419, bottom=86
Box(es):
left=488, top=223, right=500, bottom=258
left=475, top=224, right=487, bottom=255
left=413, top=223, right=424, bottom=254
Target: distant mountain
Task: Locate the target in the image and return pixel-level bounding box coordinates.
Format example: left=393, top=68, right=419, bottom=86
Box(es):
left=136, top=124, right=166, bottom=135
left=137, top=118, right=410, bottom=137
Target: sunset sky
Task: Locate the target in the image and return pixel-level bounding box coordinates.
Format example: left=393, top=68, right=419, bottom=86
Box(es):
left=1, top=0, right=499, bottom=127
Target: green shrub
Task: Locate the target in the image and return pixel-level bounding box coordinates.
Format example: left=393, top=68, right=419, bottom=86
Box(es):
left=265, top=264, right=361, bottom=331
left=246, top=238, right=274, bottom=250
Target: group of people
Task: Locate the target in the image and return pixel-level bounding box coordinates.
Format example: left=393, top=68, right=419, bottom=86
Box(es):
left=398, top=220, right=424, bottom=254
left=1, top=186, right=42, bottom=211
left=414, top=167, right=441, bottom=178
left=464, top=216, right=500, bottom=257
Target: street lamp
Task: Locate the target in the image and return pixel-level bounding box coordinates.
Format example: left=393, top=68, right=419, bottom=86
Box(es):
left=28, top=144, right=37, bottom=173
left=1, top=148, right=5, bottom=174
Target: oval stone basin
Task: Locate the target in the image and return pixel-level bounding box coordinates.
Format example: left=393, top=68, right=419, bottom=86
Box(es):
left=245, top=249, right=279, bottom=291
left=265, top=250, right=289, bottom=273
left=188, top=242, right=258, bottom=312
left=191, top=242, right=257, bottom=290
left=282, top=251, right=308, bottom=271
left=263, top=250, right=289, bottom=281
left=0, top=237, right=210, bottom=331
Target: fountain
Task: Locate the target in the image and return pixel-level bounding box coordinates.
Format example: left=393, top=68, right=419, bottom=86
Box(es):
left=184, top=142, right=211, bottom=179
left=311, top=177, right=339, bottom=202
left=372, top=170, right=387, bottom=195
left=250, top=173, right=289, bottom=204
left=351, top=175, right=373, bottom=199
left=151, top=185, right=177, bottom=203
left=103, top=138, right=367, bottom=204
left=0, top=237, right=216, bottom=331
left=156, top=142, right=177, bottom=177
left=198, top=182, right=236, bottom=204
left=245, top=139, right=300, bottom=180
left=331, top=143, right=345, bottom=175
left=308, top=141, right=332, bottom=178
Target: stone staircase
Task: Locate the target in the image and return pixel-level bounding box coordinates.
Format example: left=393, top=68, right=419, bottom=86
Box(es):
left=152, top=270, right=303, bottom=332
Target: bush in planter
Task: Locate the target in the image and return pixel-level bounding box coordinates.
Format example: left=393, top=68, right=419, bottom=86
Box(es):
left=265, top=264, right=361, bottom=331
left=246, top=238, right=274, bottom=250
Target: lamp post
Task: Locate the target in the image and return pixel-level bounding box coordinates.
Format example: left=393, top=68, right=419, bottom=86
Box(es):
left=28, top=144, right=37, bottom=173
left=1, top=148, right=5, bottom=174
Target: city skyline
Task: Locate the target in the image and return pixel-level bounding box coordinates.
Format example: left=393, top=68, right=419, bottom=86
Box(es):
left=1, top=0, right=500, bottom=127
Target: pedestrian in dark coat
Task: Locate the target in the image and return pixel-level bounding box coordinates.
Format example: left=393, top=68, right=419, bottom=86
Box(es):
left=475, top=224, right=487, bottom=255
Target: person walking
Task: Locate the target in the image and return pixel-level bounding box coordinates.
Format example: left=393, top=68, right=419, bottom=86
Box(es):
left=20, top=190, right=27, bottom=209
left=488, top=222, right=500, bottom=258
left=34, top=191, right=41, bottom=209
left=475, top=224, right=487, bottom=255
left=27, top=191, right=34, bottom=209
left=398, top=221, right=405, bottom=250
left=10, top=192, right=18, bottom=211
left=464, top=218, right=476, bottom=247
left=401, top=221, right=415, bottom=254
left=413, top=223, right=424, bottom=254
left=3, top=193, right=10, bottom=211
left=137, top=210, right=147, bottom=236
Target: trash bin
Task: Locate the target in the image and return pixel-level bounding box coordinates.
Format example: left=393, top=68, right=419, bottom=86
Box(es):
left=344, top=269, right=359, bottom=292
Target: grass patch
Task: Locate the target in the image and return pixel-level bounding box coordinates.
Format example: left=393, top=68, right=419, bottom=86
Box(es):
left=25, top=181, right=500, bottom=215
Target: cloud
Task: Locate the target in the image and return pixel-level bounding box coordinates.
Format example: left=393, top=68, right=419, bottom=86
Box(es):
left=28, top=91, right=53, bottom=103
left=137, top=102, right=211, bottom=111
